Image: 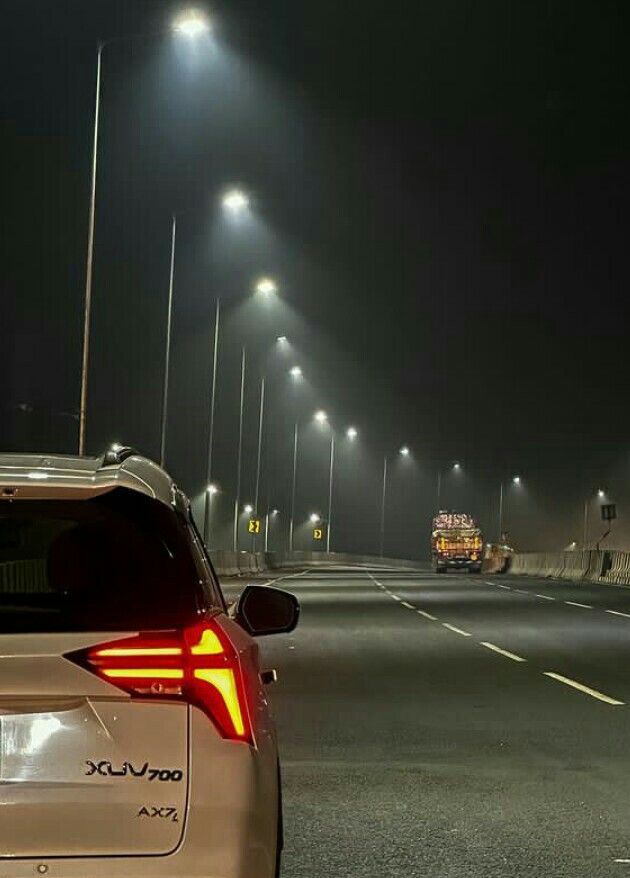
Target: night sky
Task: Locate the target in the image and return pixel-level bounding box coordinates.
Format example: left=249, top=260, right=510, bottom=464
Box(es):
left=2, top=1, right=630, bottom=554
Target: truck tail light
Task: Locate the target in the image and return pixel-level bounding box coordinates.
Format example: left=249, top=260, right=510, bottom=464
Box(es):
left=66, top=619, right=252, bottom=744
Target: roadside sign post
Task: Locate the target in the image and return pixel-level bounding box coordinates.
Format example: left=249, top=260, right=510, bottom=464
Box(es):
left=597, top=504, right=617, bottom=550
left=601, top=504, right=617, bottom=522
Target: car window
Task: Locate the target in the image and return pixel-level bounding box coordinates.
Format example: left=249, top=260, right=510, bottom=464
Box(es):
left=0, top=488, right=213, bottom=633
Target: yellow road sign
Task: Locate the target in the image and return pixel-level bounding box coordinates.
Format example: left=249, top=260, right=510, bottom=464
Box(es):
left=313, top=527, right=323, bottom=540
left=248, top=518, right=261, bottom=534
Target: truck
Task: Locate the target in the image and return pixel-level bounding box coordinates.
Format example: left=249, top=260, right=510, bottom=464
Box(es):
left=431, top=511, right=483, bottom=574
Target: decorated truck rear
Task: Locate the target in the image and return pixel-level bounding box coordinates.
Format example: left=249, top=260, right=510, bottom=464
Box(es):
left=431, top=511, right=483, bottom=573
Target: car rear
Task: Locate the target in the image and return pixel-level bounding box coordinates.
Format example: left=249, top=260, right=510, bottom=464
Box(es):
left=0, top=475, right=279, bottom=877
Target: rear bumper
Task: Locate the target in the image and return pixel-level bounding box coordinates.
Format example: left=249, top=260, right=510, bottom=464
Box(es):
left=0, top=711, right=279, bottom=878
left=437, top=558, right=479, bottom=568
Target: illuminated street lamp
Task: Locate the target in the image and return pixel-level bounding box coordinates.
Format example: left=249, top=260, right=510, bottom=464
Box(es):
left=172, top=8, right=211, bottom=36
left=255, top=277, right=278, bottom=297
left=436, top=460, right=463, bottom=509
left=207, top=483, right=219, bottom=495
left=380, top=445, right=412, bottom=556
left=78, top=17, right=211, bottom=456
left=498, top=476, right=523, bottom=542
left=244, top=504, right=253, bottom=515
left=583, top=489, right=607, bottom=549
left=222, top=188, right=249, bottom=212
left=346, top=426, right=358, bottom=440
left=310, top=513, right=321, bottom=524
left=290, top=366, right=303, bottom=378
left=264, top=509, right=280, bottom=552
left=315, top=410, right=328, bottom=424
left=277, top=335, right=288, bottom=344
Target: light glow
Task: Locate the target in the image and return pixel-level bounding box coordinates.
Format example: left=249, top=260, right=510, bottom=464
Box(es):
left=400, top=446, right=410, bottom=457
left=310, top=513, right=320, bottom=523
left=290, top=366, right=302, bottom=378
left=172, top=8, right=211, bottom=37
left=190, top=627, right=224, bottom=656
left=347, top=427, right=358, bottom=440
left=314, top=410, right=328, bottom=424
left=244, top=504, right=253, bottom=514
left=255, top=277, right=278, bottom=296
left=102, top=668, right=184, bottom=680
left=95, top=646, right=182, bottom=657
left=194, top=668, right=245, bottom=737
left=222, top=188, right=249, bottom=212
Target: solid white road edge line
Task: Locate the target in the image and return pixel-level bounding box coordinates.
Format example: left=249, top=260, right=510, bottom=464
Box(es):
left=543, top=672, right=624, bottom=706
left=442, top=623, right=471, bottom=637
left=480, top=642, right=526, bottom=662
left=535, top=594, right=556, bottom=600
left=401, top=601, right=415, bottom=609
left=564, top=600, right=593, bottom=609
left=606, top=609, right=630, bottom=619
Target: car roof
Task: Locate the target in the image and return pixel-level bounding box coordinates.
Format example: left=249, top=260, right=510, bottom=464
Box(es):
left=0, top=449, right=188, bottom=512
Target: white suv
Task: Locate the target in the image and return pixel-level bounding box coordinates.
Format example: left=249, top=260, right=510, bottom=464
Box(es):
left=0, top=447, right=298, bottom=878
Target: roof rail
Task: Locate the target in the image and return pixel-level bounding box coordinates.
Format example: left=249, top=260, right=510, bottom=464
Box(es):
left=101, top=444, right=140, bottom=467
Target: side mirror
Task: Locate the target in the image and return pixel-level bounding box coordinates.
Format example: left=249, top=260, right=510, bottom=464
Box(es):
left=234, top=585, right=300, bottom=637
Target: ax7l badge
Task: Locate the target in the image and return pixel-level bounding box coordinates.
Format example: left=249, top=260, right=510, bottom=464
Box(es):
left=137, top=806, right=179, bottom=823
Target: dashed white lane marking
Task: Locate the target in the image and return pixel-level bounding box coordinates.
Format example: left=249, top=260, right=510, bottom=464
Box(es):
left=484, top=581, right=497, bottom=587
left=606, top=609, right=630, bottom=619
left=543, top=672, right=624, bottom=706
left=513, top=588, right=530, bottom=594
left=390, top=594, right=401, bottom=601
left=480, top=642, right=526, bottom=663
left=564, top=600, right=593, bottom=609
left=614, top=858, right=630, bottom=863
left=401, top=601, right=415, bottom=610
left=535, top=593, right=556, bottom=601
left=442, top=623, right=471, bottom=637
left=416, top=609, right=438, bottom=621
left=496, top=584, right=512, bottom=590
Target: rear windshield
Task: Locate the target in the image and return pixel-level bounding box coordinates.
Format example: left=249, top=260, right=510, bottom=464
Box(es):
left=0, top=489, right=207, bottom=633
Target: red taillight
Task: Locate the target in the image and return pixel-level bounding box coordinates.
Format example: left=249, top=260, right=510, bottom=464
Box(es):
left=67, top=619, right=252, bottom=744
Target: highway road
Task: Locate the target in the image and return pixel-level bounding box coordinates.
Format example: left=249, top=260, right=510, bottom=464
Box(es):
left=226, top=567, right=630, bottom=877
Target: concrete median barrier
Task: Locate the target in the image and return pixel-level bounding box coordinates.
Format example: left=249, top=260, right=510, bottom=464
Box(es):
left=209, top=549, right=427, bottom=578
left=510, top=549, right=630, bottom=586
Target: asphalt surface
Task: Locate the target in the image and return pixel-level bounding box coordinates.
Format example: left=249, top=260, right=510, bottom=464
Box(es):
left=225, top=566, right=630, bottom=877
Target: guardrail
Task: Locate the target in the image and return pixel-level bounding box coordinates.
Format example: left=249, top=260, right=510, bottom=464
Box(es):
left=508, top=550, right=627, bottom=584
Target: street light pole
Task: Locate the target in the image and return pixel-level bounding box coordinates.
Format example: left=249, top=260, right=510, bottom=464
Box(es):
left=326, top=434, right=335, bottom=553
left=232, top=347, right=246, bottom=552
left=289, top=421, right=299, bottom=553
left=203, top=297, right=220, bottom=543
left=583, top=499, right=589, bottom=550
left=159, top=214, right=177, bottom=467
left=436, top=470, right=442, bottom=510
left=380, top=455, right=388, bottom=557
left=253, top=377, right=266, bottom=551
left=498, top=482, right=504, bottom=542
left=78, top=41, right=103, bottom=455
left=78, top=13, right=211, bottom=455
